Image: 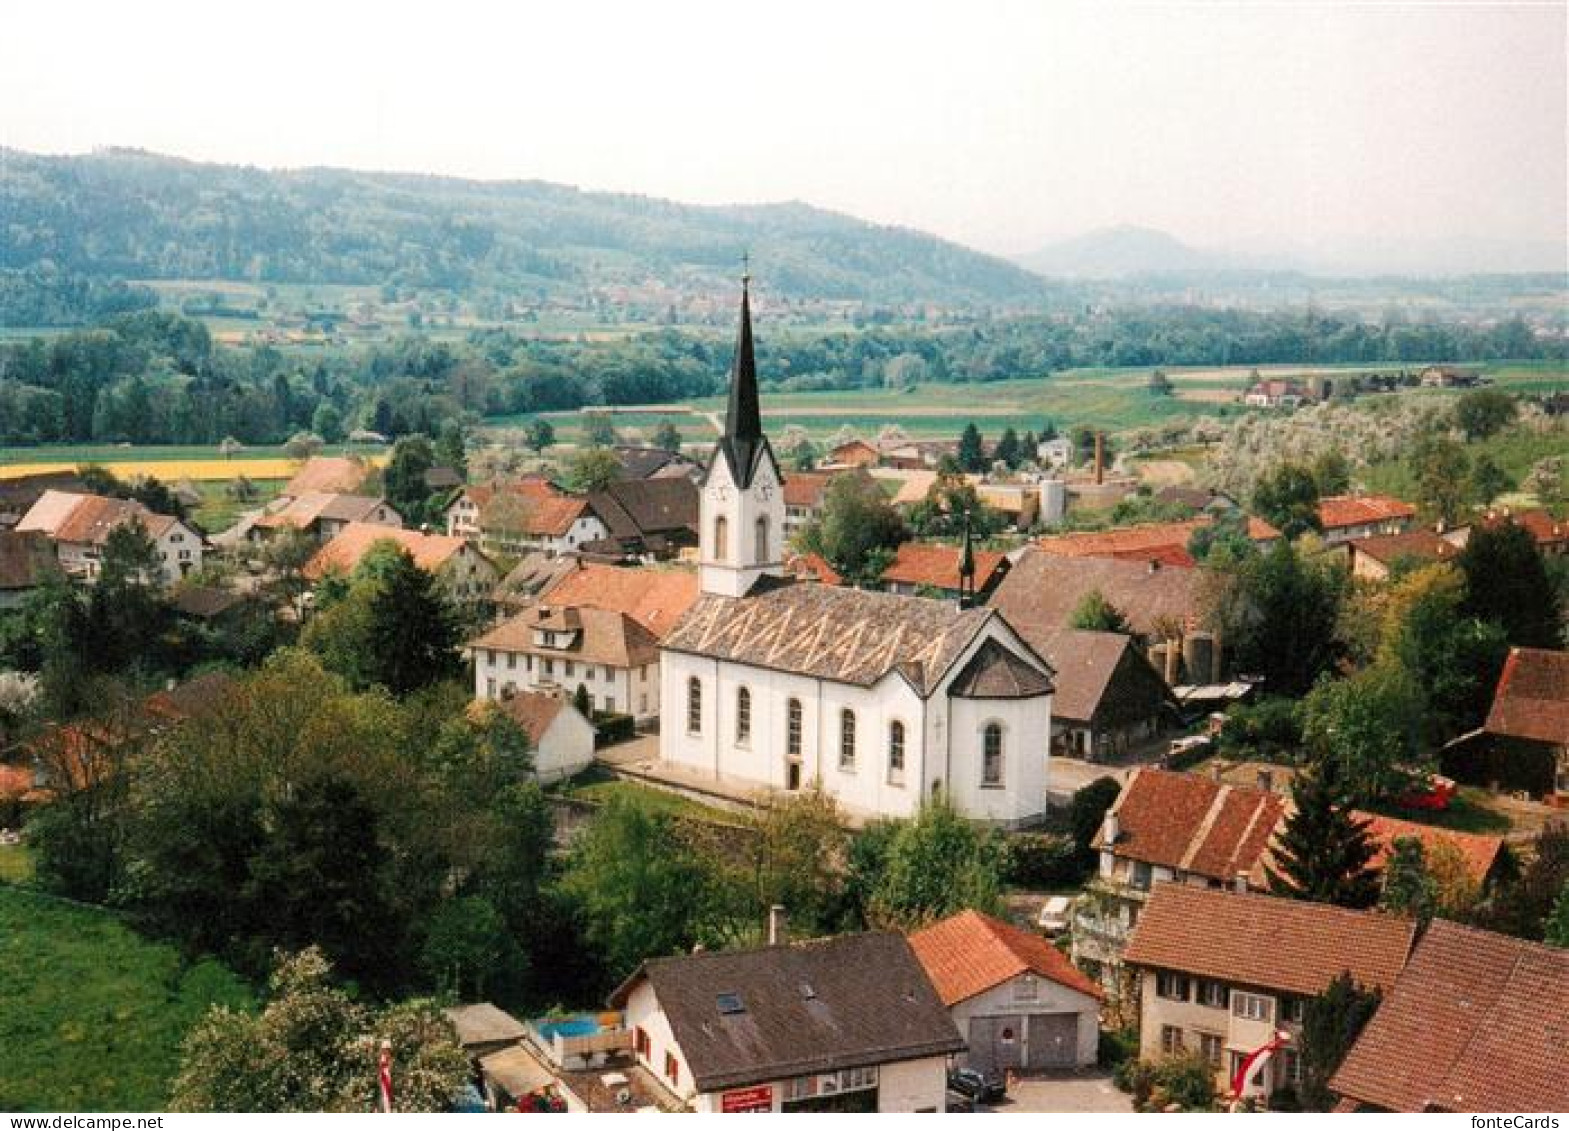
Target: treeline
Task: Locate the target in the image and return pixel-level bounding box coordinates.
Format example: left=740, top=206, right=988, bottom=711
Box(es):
left=1, top=304, right=1563, bottom=446
left=0, top=267, right=158, bottom=326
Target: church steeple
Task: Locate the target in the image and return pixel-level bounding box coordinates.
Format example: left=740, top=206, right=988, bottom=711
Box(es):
left=717, top=270, right=765, bottom=489
left=958, top=512, right=977, bottom=609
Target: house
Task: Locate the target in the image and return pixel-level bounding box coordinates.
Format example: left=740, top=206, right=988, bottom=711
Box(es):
left=609, top=929, right=964, bottom=1112
left=0, top=530, right=58, bottom=610
left=1478, top=647, right=1569, bottom=799
left=0, top=471, right=90, bottom=530
left=478, top=693, right=596, bottom=783
left=1330, top=921, right=1568, bottom=1113
left=248, top=492, right=402, bottom=546
left=612, top=445, right=704, bottom=482
left=1036, top=437, right=1073, bottom=469
left=1451, top=507, right=1569, bottom=557
left=822, top=438, right=880, bottom=469
left=279, top=455, right=371, bottom=500
left=469, top=605, right=662, bottom=721
left=1418, top=364, right=1483, bottom=389
left=659, top=281, right=1057, bottom=826
left=1125, top=885, right=1416, bottom=1101
left=879, top=541, right=1008, bottom=601
left=306, top=523, right=498, bottom=603
left=1316, top=493, right=1417, bottom=545
left=582, top=478, right=699, bottom=562
left=908, top=909, right=1103, bottom=1074
left=1031, top=516, right=1279, bottom=563
left=445, top=1002, right=529, bottom=1060
left=491, top=552, right=583, bottom=613
left=1343, top=528, right=1458, bottom=581
left=479, top=494, right=606, bottom=559
left=540, top=562, right=699, bottom=641
left=167, top=584, right=256, bottom=626
left=781, top=470, right=836, bottom=540
left=445, top=477, right=560, bottom=541
left=990, top=550, right=1222, bottom=686
left=17, top=490, right=203, bottom=585
left=1032, top=629, right=1179, bottom=761
left=1242, top=379, right=1310, bottom=408
left=975, top=483, right=1040, bottom=529
left=422, top=465, right=464, bottom=493
left=1153, top=486, right=1238, bottom=515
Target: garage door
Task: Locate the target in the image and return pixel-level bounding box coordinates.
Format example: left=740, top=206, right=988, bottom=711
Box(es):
left=1026, top=1012, right=1080, bottom=1068
left=966, top=1015, right=1024, bottom=1077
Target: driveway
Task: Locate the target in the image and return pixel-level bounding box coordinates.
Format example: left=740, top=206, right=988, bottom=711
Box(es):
left=982, top=1072, right=1132, bottom=1114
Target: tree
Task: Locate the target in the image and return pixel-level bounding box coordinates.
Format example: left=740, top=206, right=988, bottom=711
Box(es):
left=523, top=418, right=555, bottom=451
left=1070, top=589, right=1133, bottom=635
left=172, top=948, right=468, bottom=1113
left=1252, top=462, right=1322, bottom=540
left=1454, top=388, right=1517, bottom=441
left=1525, top=456, right=1566, bottom=512
left=1457, top=519, right=1562, bottom=649
left=583, top=412, right=618, bottom=447
left=418, top=895, right=513, bottom=999
left=867, top=797, right=1004, bottom=928
left=384, top=435, right=435, bottom=522
left=1069, top=776, right=1121, bottom=870
left=742, top=787, right=851, bottom=938
left=1310, top=449, right=1352, bottom=496
left=563, top=446, right=622, bottom=494
left=362, top=548, right=461, bottom=695
left=1427, top=839, right=1483, bottom=922
left=434, top=419, right=467, bottom=479
left=283, top=431, right=323, bottom=461
left=1408, top=427, right=1470, bottom=525
left=797, top=472, right=906, bottom=584
left=906, top=470, right=1002, bottom=540
left=1545, top=880, right=1569, bottom=948
left=1148, top=369, right=1173, bottom=396
left=1467, top=454, right=1513, bottom=506
left=1379, top=836, right=1437, bottom=922
left=652, top=420, right=682, bottom=453
left=312, top=401, right=344, bottom=444
left=1297, top=973, right=1381, bottom=1111
left=1485, top=821, right=1569, bottom=940
left=1207, top=540, right=1346, bottom=698
left=1266, top=762, right=1381, bottom=908
left=958, top=422, right=988, bottom=473
left=993, top=427, right=1021, bottom=469
left=1299, top=664, right=1427, bottom=805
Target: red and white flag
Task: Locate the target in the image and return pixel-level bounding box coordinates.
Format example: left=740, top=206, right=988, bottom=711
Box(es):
left=378, top=1039, right=394, bottom=1113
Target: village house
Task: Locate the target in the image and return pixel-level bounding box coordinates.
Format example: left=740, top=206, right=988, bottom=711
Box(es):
left=477, top=693, right=596, bottom=783
left=581, top=477, right=699, bottom=562
left=1330, top=921, right=1569, bottom=1113
left=306, top=522, right=498, bottom=603
left=781, top=470, right=837, bottom=540
left=1032, top=629, right=1179, bottom=761
left=1030, top=516, right=1280, bottom=564
left=821, top=438, right=880, bottom=470
left=248, top=491, right=402, bottom=546
left=609, top=927, right=964, bottom=1113
left=611, top=445, right=704, bottom=482
left=17, top=490, right=203, bottom=585
left=1448, top=507, right=1569, bottom=557
left=658, top=280, right=1057, bottom=826
left=1463, top=646, right=1569, bottom=800
left=1315, top=493, right=1417, bottom=545
left=1418, top=364, right=1483, bottom=389
left=879, top=541, right=1008, bottom=601
left=0, top=471, right=90, bottom=530
left=479, top=493, right=606, bottom=559
left=538, top=561, right=699, bottom=642
left=445, top=477, right=559, bottom=541
left=0, top=529, right=57, bottom=610
left=491, top=552, right=584, bottom=613
left=1153, top=486, right=1239, bottom=515
left=908, top=909, right=1103, bottom=1075
left=1342, top=528, right=1458, bottom=582
left=1242, top=378, right=1311, bottom=408
left=278, top=454, right=371, bottom=501
left=974, top=482, right=1040, bottom=529
left=1036, top=436, right=1073, bottom=469
left=1124, top=885, right=1416, bottom=1102
left=468, top=604, right=662, bottom=721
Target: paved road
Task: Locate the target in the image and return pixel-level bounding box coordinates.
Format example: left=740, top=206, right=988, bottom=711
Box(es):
left=983, top=1072, right=1133, bottom=1114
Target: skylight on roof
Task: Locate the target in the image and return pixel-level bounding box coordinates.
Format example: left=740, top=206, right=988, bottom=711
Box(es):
left=716, top=992, right=745, bottom=1015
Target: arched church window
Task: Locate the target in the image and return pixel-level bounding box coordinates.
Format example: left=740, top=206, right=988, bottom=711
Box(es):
left=736, top=686, right=751, bottom=744
left=687, top=676, right=702, bottom=734
left=754, top=515, right=769, bottom=562
left=982, top=722, right=1004, bottom=787
left=713, top=515, right=728, bottom=562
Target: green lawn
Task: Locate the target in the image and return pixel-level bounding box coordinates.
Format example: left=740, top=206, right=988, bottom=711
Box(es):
left=1369, top=787, right=1514, bottom=836
left=562, top=772, right=741, bottom=825
left=0, top=887, right=253, bottom=1112
left=190, top=477, right=285, bottom=535
left=1360, top=421, right=1568, bottom=502
left=0, top=842, right=34, bottom=885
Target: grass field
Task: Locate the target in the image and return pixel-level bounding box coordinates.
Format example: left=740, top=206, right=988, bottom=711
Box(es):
left=0, top=842, right=34, bottom=885
left=0, top=887, right=253, bottom=1112
left=562, top=772, right=742, bottom=825
left=0, top=446, right=388, bottom=483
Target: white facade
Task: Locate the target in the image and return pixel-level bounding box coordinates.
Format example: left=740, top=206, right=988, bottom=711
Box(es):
left=58, top=519, right=203, bottom=587
left=530, top=703, right=597, bottom=784
left=947, top=975, right=1100, bottom=1072
left=698, top=448, right=782, bottom=598
left=474, top=646, right=659, bottom=720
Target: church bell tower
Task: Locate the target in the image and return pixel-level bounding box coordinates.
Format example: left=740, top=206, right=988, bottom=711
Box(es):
left=699, top=271, right=784, bottom=598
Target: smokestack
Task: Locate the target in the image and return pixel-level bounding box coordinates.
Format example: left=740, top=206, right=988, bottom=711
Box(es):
left=1102, top=812, right=1119, bottom=845
left=1257, top=769, right=1274, bottom=793
left=767, top=905, right=787, bottom=946
left=1094, top=432, right=1105, bottom=486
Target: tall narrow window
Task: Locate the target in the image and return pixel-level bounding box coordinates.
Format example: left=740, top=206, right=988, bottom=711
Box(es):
left=840, top=709, right=857, bottom=770
left=687, top=676, right=702, bottom=734
left=982, top=723, right=1004, bottom=787
left=736, top=686, right=752, bottom=744
left=713, top=515, right=729, bottom=562
left=754, top=516, right=769, bottom=562
left=887, top=720, right=906, bottom=785
left=786, top=698, right=803, bottom=759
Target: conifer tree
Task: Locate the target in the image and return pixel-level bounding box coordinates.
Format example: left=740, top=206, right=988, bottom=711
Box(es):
left=1266, top=761, right=1380, bottom=908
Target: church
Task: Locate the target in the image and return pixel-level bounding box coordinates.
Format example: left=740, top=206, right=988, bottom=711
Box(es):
left=659, top=278, right=1056, bottom=826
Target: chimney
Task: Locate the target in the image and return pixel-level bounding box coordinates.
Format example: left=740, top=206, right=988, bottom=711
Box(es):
left=767, top=905, right=787, bottom=946
left=1102, top=812, right=1119, bottom=845
left=1234, top=871, right=1249, bottom=893
left=1257, top=768, right=1274, bottom=793
left=1147, top=558, right=1161, bottom=574
left=1211, top=763, right=1224, bottom=782
left=1093, top=432, right=1105, bottom=486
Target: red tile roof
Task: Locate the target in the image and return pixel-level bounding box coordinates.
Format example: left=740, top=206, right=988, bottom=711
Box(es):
left=1330, top=920, right=1569, bottom=1113
left=1097, top=767, right=1285, bottom=886
left=1317, top=493, right=1417, bottom=530
left=1475, top=507, right=1569, bottom=550
left=540, top=563, right=698, bottom=639
left=481, top=493, right=589, bottom=538
left=880, top=541, right=1007, bottom=592
left=460, top=477, right=559, bottom=511
left=909, top=909, right=1103, bottom=1006
left=1346, top=528, right=1458, bottom=567
left=282, top=456, right=371, bottom=497
left=481, top=693, right=567, bottom=746
left=1033, top=516, right=1277, bottom=561
left=1357, top=813, right=1503, bottom=885
left=468, top=605, right=661, bottom=669
left=1124, top=884, right=1416, bottom=997
left=991, top=549, right=1204, bottom=641
left=782, top=470, right=836, bottom=509
left=306, top=523, right=472, bottom=578
left=1484, top=647, right=1569, bottom=745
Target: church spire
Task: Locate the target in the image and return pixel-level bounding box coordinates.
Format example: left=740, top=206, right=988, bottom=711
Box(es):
left=958, top=512, right=976, bottom=609
left=718, top=266, right=765, bottom=488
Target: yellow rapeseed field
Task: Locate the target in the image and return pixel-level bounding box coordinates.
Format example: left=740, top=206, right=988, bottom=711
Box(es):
left=0, top=456, right=386, bottom=482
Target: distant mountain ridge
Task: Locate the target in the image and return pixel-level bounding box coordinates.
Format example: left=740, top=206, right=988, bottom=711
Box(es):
left=0, top=148, right=1048, bottom=306
left=1016, top=225, right=1220, bottom=278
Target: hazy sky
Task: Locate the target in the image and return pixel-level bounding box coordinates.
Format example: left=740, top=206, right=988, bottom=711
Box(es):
left=3, top=0, right=1564, bottom=261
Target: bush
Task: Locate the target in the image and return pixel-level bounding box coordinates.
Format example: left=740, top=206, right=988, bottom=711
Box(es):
left=1122, top=1054, right=1219, bottom=1112
left=1000, top=831, right=1080, bottom=888
left=1099, top=1027, right=1139, bottom=1073
left=1216, top=697, right=1303, bottom=764
left=592, top=711, right=636, bottom=747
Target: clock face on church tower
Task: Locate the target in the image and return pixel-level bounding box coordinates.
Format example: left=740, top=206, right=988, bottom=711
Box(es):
left=757, top=481, right=773, bottom=501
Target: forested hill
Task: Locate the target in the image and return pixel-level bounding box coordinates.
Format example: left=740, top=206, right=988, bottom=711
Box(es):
left=0, top=148, right=1047, bottom=306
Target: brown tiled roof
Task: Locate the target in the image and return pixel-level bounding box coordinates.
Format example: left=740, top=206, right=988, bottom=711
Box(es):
left=1123, top=884, right=1416, bottom=997
left=168, top=585, right=249, bottom=620
left=57, top=495, right=177, bottom=544
left=880, top=541, right=1007, bottom=592
left=1034, top=628, right=1176, bottom=726
left=1347, top=528, right=1459, bottom=567
left=282, top=456, right=370, bottom=497
left=460, top=477, right=559, bottom=512
left=1485, top=647, right=1569, bottom=745
left=542, top=563, right=698, bottom=639
left=991, top=549, right=1203, bottom=641
left=469, top=605, right=660, bottom=669
left=1330, top=921, right=1569, bottom=1113
left=483, top=693, right=568, bottom=746
left=612, top=445, right=700, bottom=481
left=482, top=493, right=588, bottom=538
left=663, top=581, right=997, bottom=696
left=586, top=478, right=697, bottom=540
left=1358, top=813, right=1503, bottom=886
left=145, top=672, right=236, bottom=722
left=0, top=471, right=89, bottom=525
left=306, top=523, right=472, bottom=578
left=1097, top=767, right=1284, bottom=885
left=609, top=932, right=963, bottom=1093
left=1317, top=493, right=1417, bottom=530
left=0, top=530, right=56, bottom=590
left=947, top=638, right=1054, bottom=699
left=1033, top=517, right=1278, bottom=561
left=781, top=470, right=835, bottom=509
left=1473, top=507, right=1569, bottom=550
left=909, top=909, right=1103, bottom=1006
left=254, top=491, right=395, bottom=531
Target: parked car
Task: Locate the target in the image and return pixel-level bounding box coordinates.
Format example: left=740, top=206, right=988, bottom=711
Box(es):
left=1037, top=895, right=1073, bottom=936
left=948, top=1067, right=1005, bottom=1104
